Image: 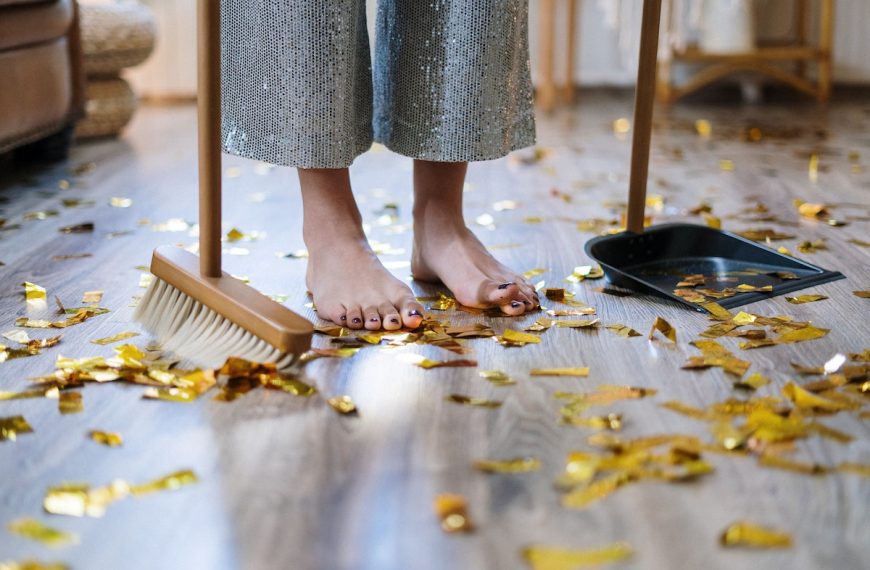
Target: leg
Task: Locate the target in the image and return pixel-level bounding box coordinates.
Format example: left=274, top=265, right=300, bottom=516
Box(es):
left=410, top=160, right=539, bottom=316
left=300, top=168, right=425, bottom=330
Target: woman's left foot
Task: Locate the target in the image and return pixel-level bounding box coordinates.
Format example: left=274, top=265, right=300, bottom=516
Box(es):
left=411, top=218, right=539, bottom=316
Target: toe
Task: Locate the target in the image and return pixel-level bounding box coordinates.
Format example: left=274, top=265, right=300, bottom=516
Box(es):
left=499, top=298, right=526, bottom=316
left=363, top=305, right=382, bottom=330
left=380, top=302, right=403, bottom=331
left=399, top=297, right=425, bottom=329
left=483, top=281, right=522, bottom=305
left=346, top=306, right=364, bottom=329
left=326, top=304, right=348, bottom=327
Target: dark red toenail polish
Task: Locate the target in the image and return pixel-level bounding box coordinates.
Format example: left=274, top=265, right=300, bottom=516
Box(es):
left=497, top=282, right=515, bottom=290
left=511, top=301, right=521, bottom=308
left=390, top=317, right=399, bottom=324
left=408, top=310, right=422, bottom=317
left=369, top=317, right=378, bottom=322
left=352, top=317, right=362, bottom=324
left=340, top=315, right=347, bottom=321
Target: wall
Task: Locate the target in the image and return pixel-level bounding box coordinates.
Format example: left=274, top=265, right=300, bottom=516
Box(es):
left=126, top=0, right=870, bottom=98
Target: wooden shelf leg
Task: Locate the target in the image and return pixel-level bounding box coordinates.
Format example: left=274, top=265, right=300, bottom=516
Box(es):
left=818, top=0, right=834, bottom=103
left=537, top=0, right=558, bottom=111
left=562, top=0, right=578, bottom=104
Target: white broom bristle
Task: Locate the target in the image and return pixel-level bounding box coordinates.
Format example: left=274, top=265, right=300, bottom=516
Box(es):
left=134, top=278, right=299, bottom=370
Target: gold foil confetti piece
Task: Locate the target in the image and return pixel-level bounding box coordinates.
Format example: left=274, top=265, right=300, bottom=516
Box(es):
left=737, top=228, right=794, bottom=241
left=758, top=454, right=829, bottom=476
left=784, top=294, right=829, bottom=304
left=473, top=457, right=541, bottom=474
left=88, top=430, right=123, bottom=447
left=731, top=311, right=757, bottom=325
left=854, top=290, right=870, bottom=298
left=301, top=347, right=360, bottom=362
left=23, top=281, right=47, bottom=304
left=562, top=471, right=632, bottom=508
left=81, top=291, right=103, bottom=303
left=264, top=375, right=317, bottom=396
left=522, top=542, right=633, bottom=570
left=676, top=274, right=705, bottom=287
left=719, top=159, right=734, bottom=171
left=59, top=222, right=94, bottom=233
left=648, top=317, right=677, bottom=343
left=0, top=561, right=70, bottom=570
left=605, top=324, right=641, bottom=337
left=52, top=253, right=93, bottom=261
left=837, top=463, right=870, bottom=478
left=43, top=481, right=129, bottom=518
left=497, top=329, right=542, bottom=346
left=492, top=199, right=518, bottom=211
left=547, top=308, right=596, bottom=317
left=6, top=518, right=78, bottom=548
left=23, top=210, right=59, bottom=221
left=704, top=214, right=722, bottom=228
left=561, top=413, right=623, bottom=431
left=701, top=301, right=733, bottom=321
left=544, top=288, right=565, bottom=301
left=810, top=422, right=853, bottom=444
left=16, top=309, right=103, bottom=329
left=150, top=218, right=190, bottom=232
left=414, top=357, right=478, bottom=369
left=142, top=387, right=200, bottom=403
left=58, top=392, right=82, bottom=415
left=129, top=469, right=198, bottom=496
left=522, top=268, right=547, bottom=279
left=795, top=199, right=828, bottom=220
left=735, top=372, right=770, bottom=390
left=433, top=494, right=474, bottom=533
left=61, top=198, right=95, bottom=208
left=446, top=394, right=502, bottom=408
left=700, top=322, right=738, bottom=338
left=313, top=324, right=350, bottom=337
left=776, top=326, right=829, bottom=344
left=782, top=382, right=851, bottom=412
left=445, top=323, right=495, bottom=338
left=530, top=367, right=589, bottom=378
left=109, top=197, right=132, bottom=208
left=2, top=330, right=30, bottom=344
left=673, top=288, right=707, bottom=303
left=91, top=331, right=139, bottom=345
left=796, top=239, right=826, bottom=253
left=721, top=522, right=792, bottom=548
left=0, top=415, right=33, bottom=441
left=848, top=238, right=870, bottom=247
left=327, top=395, right=357, bottom=415
left=0, top=389, right=47, bottom=401
left=695, top=118, right=712, bottom=137
left=595, top=286, right=633, bottom=297
left=660, top=400, right=714, bottom=420
left=525, top=317, right=555, bottom=332
left=479, top=370, right=516, bottom=386
left=555, top=319, right=600, bottom=329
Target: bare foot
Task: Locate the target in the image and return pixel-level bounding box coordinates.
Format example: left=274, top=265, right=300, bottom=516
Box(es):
left=306, top=238, right=424, bottom=330
left=410, top=159, right=538, bottom=316
left=298, top=167, right=424, bottom=330
left=411, top=221, right=539, bottom=316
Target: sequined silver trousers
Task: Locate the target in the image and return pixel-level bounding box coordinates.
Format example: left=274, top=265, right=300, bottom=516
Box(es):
left=220, top=1, right=536, bottom=168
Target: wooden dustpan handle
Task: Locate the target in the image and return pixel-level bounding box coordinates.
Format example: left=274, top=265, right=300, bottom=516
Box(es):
left=198, top=0, right=222, bottom=277
left=626, top=0, right=662, bottom=234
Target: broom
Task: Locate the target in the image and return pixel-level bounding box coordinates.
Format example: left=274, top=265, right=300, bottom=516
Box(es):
left=134, top=0, right=313, bottom=368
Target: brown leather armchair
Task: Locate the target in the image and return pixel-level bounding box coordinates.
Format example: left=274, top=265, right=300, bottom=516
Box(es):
left=0, top=0, right=85, bottom=160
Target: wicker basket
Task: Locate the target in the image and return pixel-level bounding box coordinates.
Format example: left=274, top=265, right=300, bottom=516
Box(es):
left=74, top=77, right=136, bottom=139
left=79, top=2, right=156, bottom=76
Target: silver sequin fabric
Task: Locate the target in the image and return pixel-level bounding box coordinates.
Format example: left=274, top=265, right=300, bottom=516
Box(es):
left=220, top=1, right=536, bottom=168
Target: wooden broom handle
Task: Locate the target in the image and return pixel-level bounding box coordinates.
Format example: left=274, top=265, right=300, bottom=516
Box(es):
left=626, top=0, right=662, bottom=234
left=198, top=0, right=222, bottom=277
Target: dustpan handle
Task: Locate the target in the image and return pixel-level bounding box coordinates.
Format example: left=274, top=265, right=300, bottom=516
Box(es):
left=626, top=0, right=662, bottom=234
left=198, top=0, right=222, bottom=277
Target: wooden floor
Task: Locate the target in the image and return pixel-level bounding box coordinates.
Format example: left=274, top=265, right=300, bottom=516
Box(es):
left=1, top=90, right=868, bottom=570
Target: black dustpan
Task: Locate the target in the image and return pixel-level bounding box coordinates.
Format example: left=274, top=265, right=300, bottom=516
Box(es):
left=585, top=0, right=844, bottom=313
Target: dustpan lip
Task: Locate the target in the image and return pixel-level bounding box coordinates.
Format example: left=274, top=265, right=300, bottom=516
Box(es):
left=584, top=222, right=846, bottom=312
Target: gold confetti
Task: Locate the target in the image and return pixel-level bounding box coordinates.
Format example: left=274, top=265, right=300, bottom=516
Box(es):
left=446, top=394, right=502, bottom=408
left=737, top=228, right=794, bottom=241
left=433, top=494, right=474, bottom=533
left=0, top=389, right=47, bottom=401
left=720, top=522, right=792, bottom=548
left=91, top=331, right=139, bottom=345
left=496, top=329, right=541, bottom=347
left=88, top=430, right=123, bottom=447
left=412, top=356, right=478, bottom=369
left=530, top=367, right=589, bottom=378
left=758, top=454, right=830, bottom=475
left=58, top=392, right=83, bottom=415
left=327, top=395, right=358, bottom=415
left=854, top=290, right=870, bottom=298
left=522, top=542, right=633, bottom=569
left=0, top=560, right=69, bottom=570
left=648, top=317, right=677, bottom=343
left=479, top=370, right=516, bottom=386
left=0, top=415, right=33, bottom=441
left=81, top=291, right=103, bottom=303
left=555, top=319, right=600, bottom=329
left=522, top=268, right=547, bottom=279
left=838, top=462, right=870, bottom=478
left=473, top=457, right=541, bottom=474
left=264, top=375, right=317, bottom=397
left=59, top=222, right=94, bottom=233
left=795, top=199, right=828, bottom=219
left=43, top=480, right=129, bottom=518
left=719, top=159, right=735, bottom=171
left=605, top=324, right=641, bottom=337
left=23, top=281, right=47, bottom=304
left=6, top=518, right=78, bottom=548
left=129, top=469, right=198, bottom=496
left=695, top=119, right=712, bottom=137
left=735, top=372, right=770, bottom=390
left=782, top=382, right=852, bottom=412
left=109, top=197, right=132, bottom=208
left=16, top=308, right=105, bottom=329
left=612, top=117, right=631, bottom=134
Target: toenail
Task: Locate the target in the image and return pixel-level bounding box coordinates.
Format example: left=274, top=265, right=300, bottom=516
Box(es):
left=352, top=318, right=362, bottom=324
left=408, top=310, right=422, bottom=317
left=511, top=301, right=521, bottom=308
left=523, top=300, right=531, bottom=305
left=369, top=317, right=379, bottom=322
left=497, top=282, right=515, bottom=290
left=390, top=317, right=399, bottom=324
left=340, top=315, right=347, bottom=321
